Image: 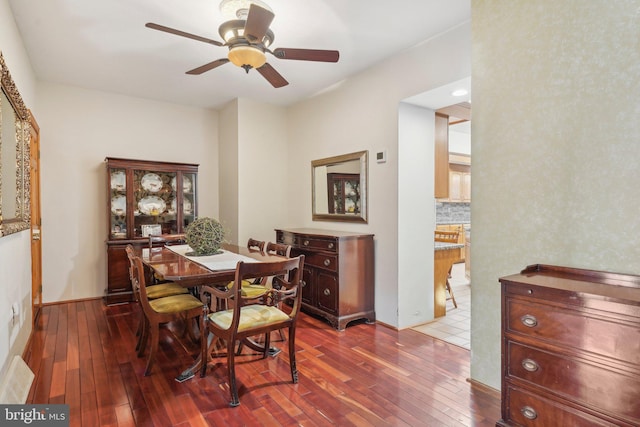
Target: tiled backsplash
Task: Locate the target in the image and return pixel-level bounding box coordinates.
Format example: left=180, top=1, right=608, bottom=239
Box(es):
left=436, top=202, right=470, bottom=224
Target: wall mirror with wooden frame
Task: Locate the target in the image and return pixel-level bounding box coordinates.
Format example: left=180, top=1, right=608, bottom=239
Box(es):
left=0, top=52, right=31, bottom=237
left=312, top=150, right=368, bottom=223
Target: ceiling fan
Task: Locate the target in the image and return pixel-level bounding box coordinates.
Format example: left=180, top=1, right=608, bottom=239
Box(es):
left=145, top=0, right=339, bottom=88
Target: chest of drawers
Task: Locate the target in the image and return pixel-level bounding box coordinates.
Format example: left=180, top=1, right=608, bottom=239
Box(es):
left=497, top=265, right=640, bottom=427
left=275, top=228, right=375, bottom=330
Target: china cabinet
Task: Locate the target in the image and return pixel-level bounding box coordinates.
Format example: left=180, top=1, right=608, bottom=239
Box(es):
left=327, top=173, right=360, bottom=215
left=275, top=228, right=375, bottom=330
left=498, top=264, right=640, bottom=426
left=104, top=157, right=198, bottom=304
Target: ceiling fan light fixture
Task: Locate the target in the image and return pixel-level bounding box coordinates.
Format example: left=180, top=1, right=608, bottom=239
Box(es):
left=219, top=0, right=272, bottom=20
left=228, top=45, right=266, bottom=70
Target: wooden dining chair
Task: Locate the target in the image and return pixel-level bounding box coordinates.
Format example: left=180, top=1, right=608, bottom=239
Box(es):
left=265, top=241, right=292, bottom=257
left=125, top=245, right=189, bottom=352
left=225, top=238, right=269, bottom=299
left=125, top=245, right=204, bottom=375
left=434, top=230, right=460, bottom=308
left=247, top=238, right=266, bottom=253
left=199, top=255, right=305, bottom=407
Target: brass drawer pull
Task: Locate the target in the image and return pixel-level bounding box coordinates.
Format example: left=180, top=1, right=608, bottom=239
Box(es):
left=303, top=240, right=310, bottom=246
left=520, top=314, right=538, bottom=328
left=323, top=288, right=331, bottom=296
left=521, top=358, right=539, bottom=372
left=521, top=406, right=537, bottom=420
left=324, top=259, right=331, bottom=267
left=327, top=242, right=334, bottom=249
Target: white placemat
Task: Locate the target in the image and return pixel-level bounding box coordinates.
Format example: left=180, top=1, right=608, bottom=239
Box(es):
left=165, top=244, right=258, bottom=271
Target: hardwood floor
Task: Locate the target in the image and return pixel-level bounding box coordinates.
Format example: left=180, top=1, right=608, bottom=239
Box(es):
left=24, top=299, right=500, bottom=426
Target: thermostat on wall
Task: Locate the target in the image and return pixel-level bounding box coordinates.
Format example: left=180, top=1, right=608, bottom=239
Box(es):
left=376, top=150, right=387, bottom=163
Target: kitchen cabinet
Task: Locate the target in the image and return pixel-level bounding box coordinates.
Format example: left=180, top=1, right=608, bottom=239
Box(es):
left=498, top=264, right=640, bottom=426
left=446, top=164, right=471, bottom=203
left=105, top=157, right=198, bottom=304
left=275, top=228, right=375, bottom=330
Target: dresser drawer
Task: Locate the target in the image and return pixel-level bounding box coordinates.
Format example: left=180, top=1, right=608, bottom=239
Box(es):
left=295, top=236, right=338, bottom=252
left=291, top=249, right=338, bottom=272
left=504, top=385, right=619, bottom=426
left=507, top=341, right=640, bottom=422
left=506, top=298, right=640, bottom=365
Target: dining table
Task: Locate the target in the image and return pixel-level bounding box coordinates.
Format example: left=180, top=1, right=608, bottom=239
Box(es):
left=139, top=242, right=287, bottom=382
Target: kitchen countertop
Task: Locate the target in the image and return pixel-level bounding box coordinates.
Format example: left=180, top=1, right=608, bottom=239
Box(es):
left=435, top=242, right=464, bottom=251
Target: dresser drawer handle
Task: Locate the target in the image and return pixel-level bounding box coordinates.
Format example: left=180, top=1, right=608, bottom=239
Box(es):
left=301, top=280, right=307, bottom=288
left=303, top=240, right=310, bottom=246
left=327, top=242, right=334, bottom=249
left=520, top=314, right=538, bottom=328
left=323, top=288, right=331, bottom=296
left=521, top=406, right=537, bottom=420
left=323, top=259, right=331, bottom=267
left=521, top=358, right=539, bottom=372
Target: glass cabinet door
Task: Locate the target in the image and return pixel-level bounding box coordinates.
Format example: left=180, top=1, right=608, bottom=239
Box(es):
left=109, top=168, right=127, bottom=239
left=182, top=172, right=197, bottom=229
left=133, top=169, right=178, bottom=237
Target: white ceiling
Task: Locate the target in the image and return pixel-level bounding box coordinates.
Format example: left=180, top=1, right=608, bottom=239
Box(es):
left=7, top=0, right=470, bottom=109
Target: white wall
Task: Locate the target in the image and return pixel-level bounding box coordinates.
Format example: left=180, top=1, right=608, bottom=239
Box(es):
left=398, top=103, right=437, bottom=327
left=237, top=99, right=288, bottom=244
left=286, top=23, right=471, bottom=327
left=471, top=0, right=640, bottom=389
left=0, top=0, right=38, bottom=378
left=218, top=100, right=239, bottom=242
left=36, top=82, right=219, bottom=302
left=218, top=98, right=288, bottom=245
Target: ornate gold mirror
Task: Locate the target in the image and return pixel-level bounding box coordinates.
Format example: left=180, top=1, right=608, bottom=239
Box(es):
left=312, top=150, right=368, bottom=223
left=0, top=53, right=31, bottom=237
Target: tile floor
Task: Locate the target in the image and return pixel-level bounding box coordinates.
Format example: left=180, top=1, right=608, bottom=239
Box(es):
left=411, top=262, right=471, bottom=349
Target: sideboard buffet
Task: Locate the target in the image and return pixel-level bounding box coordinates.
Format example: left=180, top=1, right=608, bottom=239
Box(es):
left=105, top=157, right=198, bottom=304
left=275, top=228, right=375, bottom=330
left=497, top=264, right=640, bottom=426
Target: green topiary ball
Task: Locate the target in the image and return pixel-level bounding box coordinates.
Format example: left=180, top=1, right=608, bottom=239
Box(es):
left=185, top=217, right=225, bottom=256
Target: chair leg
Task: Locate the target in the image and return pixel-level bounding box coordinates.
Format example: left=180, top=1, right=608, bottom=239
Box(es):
left=288, top=326, right=298, bottom=383
left=144, top=324, right=160, bottom=376
left=446, top=279, right=458, bottom=308
left=262, top=333, right=271, bottom=359
left=200, top=317, right=212, bottom=378
left=137, top=320, right=149, bottom=357
left=227, top=339, right=240, bottom=407
left=135, top=315, right=144, bottom=351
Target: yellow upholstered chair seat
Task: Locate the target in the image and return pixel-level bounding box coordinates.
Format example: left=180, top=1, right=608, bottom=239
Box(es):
left=227, top=280, right=268, bottom=298
left=208, top=304, right=289, bottom=333
left=146, top=282, right=188, bottom=299
left=149, top=293, right=203, bottom=314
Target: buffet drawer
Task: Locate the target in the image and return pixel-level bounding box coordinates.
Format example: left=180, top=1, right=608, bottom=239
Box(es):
left=295, top=236, right=338, bottom=252
left=506, top=298, right=640, bottom=365
left=507, top=341, right=640, bottom=422
left=503, top=385, right=618, bottom=427
left=292, top=250, right=338, bottom=272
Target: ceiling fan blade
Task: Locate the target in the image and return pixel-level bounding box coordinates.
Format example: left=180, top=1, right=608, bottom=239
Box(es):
left=272, top=48, right=339, bottom=62
left=243, top=4, right=274, bottom=42
left=257, top=63, right=288, bottom=88
left=145, top=23, right=223, bottom=46
left=186, top=59, right=230, bottom=75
